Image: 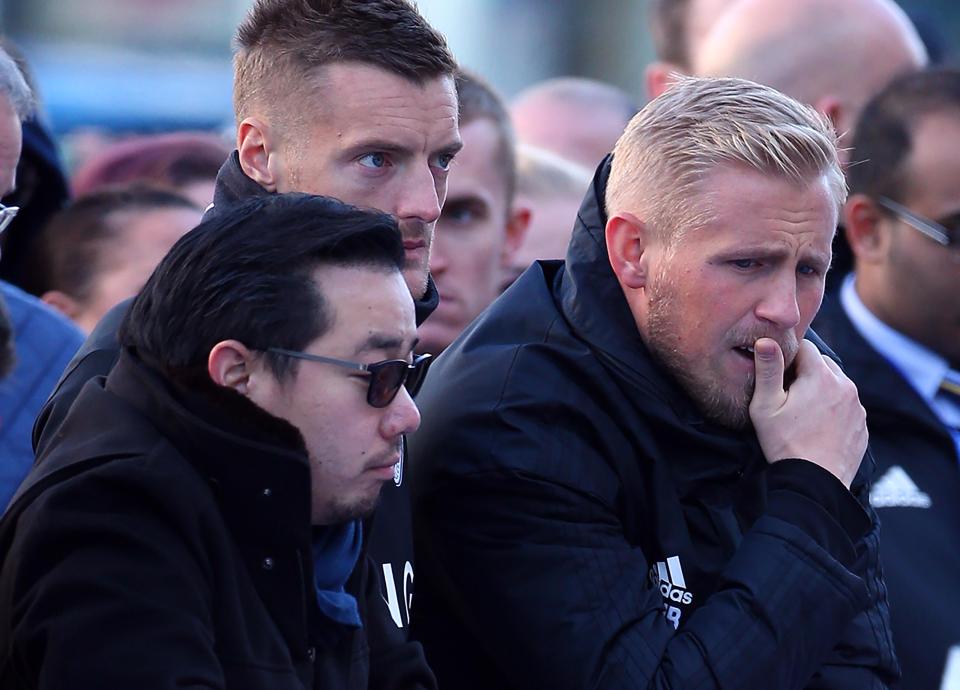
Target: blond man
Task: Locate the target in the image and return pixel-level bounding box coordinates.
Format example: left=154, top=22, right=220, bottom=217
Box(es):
left=409, top=77, right=896, bottom=689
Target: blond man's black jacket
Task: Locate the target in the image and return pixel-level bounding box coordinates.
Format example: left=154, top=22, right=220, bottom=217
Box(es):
left=408, top=158, right=899, bottom=690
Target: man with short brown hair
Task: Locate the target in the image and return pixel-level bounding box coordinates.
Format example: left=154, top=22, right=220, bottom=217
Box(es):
left=418, top=70, right=528, bottom=355
left=813, top=68, right=960, bottom=690
left=231, top=0, right=460, bottom=303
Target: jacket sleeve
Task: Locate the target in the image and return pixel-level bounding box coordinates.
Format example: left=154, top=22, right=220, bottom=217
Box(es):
left=358, top=554, right=438, bottom=690
left=804, top=450, right=900, bottom=689
left=0, top=452, right=225, bottom=689
left=31, top=298, right=128, bottom=460
left=412, top=405, right=880, bottom=690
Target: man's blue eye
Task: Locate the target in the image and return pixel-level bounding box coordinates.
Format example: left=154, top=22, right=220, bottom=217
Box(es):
left=448, top=207, right=475, bottom=223
left=359, top=153, right=387, bottom=169
left=434, top=153, right=455, bottom=171
left=732, top=259, right=757, bottom=269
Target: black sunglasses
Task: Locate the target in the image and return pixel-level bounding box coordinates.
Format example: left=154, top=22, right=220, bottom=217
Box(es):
left=267, top=348, right=432, bottom=408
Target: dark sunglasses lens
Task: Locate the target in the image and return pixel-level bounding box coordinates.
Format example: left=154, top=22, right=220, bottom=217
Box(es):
left=404, top=355, right=431, bottom=397
left=939, top=216, right=960, bottom=247
left=368, top=362, right=408, bottom=408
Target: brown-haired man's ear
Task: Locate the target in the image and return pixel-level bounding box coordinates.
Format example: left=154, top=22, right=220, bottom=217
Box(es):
left=844, top=194, right=890, bottom=265
left=645, top=63, right=683, bottom=101
left=237, top=117, right=283, bottom=192
left=41, top=291, right=82, bottom=322
left=500, top=206, right=532, bottom=267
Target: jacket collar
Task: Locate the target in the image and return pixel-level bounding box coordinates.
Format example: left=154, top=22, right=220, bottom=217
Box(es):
left=106, top=349, right=313, bottom=549
left=559, top=156, right=717, bottom=427
left=207, top=151, right=440, bottom=327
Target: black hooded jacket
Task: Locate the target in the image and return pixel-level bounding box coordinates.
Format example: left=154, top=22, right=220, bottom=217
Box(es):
left=30, top=152, right=437, bottom=689
left=408, top=158, right=898, bottom=689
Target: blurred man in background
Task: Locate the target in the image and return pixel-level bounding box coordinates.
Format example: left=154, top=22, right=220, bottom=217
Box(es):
left=695, top=0, right=926, bottom=168
left=694, top=0, right=927, bottom=291
left=418, top=70, right=528, bottom=355
left=0, top=40, right=70, bottom=292
left=503, top=143, right=591, bottom=286
left=31, top=186, right=201, bottom=333
left=813, top=69, right=960, bottom=690
left=645, top=0, right=735, bottom=98
left=0, top=45, right=83, bottom=510
left=510, top=77, right=637, bottom=169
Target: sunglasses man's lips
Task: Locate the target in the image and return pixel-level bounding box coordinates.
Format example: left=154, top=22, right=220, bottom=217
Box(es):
left=366, top=455, right=401, bottom=479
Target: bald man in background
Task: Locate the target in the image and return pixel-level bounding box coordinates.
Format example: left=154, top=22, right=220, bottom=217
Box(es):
left=694, top=0, right=927, bottom=290
left=645, top=0, right=736, bottom=99
left=510, top=77, right=637, bottom=169
left=695, top=0, right=927, bottom=167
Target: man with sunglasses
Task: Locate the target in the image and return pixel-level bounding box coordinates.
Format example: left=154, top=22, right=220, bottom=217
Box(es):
left=812, top=68, right=960, bottom=690
left=0, top=193, right=429, bottom=687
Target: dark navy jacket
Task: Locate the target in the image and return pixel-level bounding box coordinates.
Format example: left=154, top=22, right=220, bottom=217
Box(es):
left=815, top=295, right=960, bottom=690
left=409, top=158, right=898, bottom=689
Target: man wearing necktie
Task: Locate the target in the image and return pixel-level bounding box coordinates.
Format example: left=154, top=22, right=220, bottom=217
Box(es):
left=813, top=68, right=960, bottom=690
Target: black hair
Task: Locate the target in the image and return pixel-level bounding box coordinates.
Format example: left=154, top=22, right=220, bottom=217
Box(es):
left=848, top=68, right=960, bottom=203
left=120, top=192, right=404, bottom=383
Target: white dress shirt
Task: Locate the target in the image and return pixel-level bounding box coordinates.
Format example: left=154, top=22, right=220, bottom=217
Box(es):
left=841, top=274, right=960, bottom=457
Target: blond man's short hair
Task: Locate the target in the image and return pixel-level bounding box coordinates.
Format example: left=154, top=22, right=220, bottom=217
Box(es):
left=606, top=76, right=846, bottom=243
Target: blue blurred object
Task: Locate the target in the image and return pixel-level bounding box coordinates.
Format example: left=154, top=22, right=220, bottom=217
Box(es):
left=0, top=279, right=83, bottom=512
left=24, top=42, right=234, bottom=135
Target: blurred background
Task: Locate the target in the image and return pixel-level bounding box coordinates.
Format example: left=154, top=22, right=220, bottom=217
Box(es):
left=0, top=0, right=957, bottom=165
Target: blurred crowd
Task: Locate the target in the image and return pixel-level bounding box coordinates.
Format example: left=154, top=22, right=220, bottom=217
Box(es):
left=0, top=1, right=956, bottom=689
